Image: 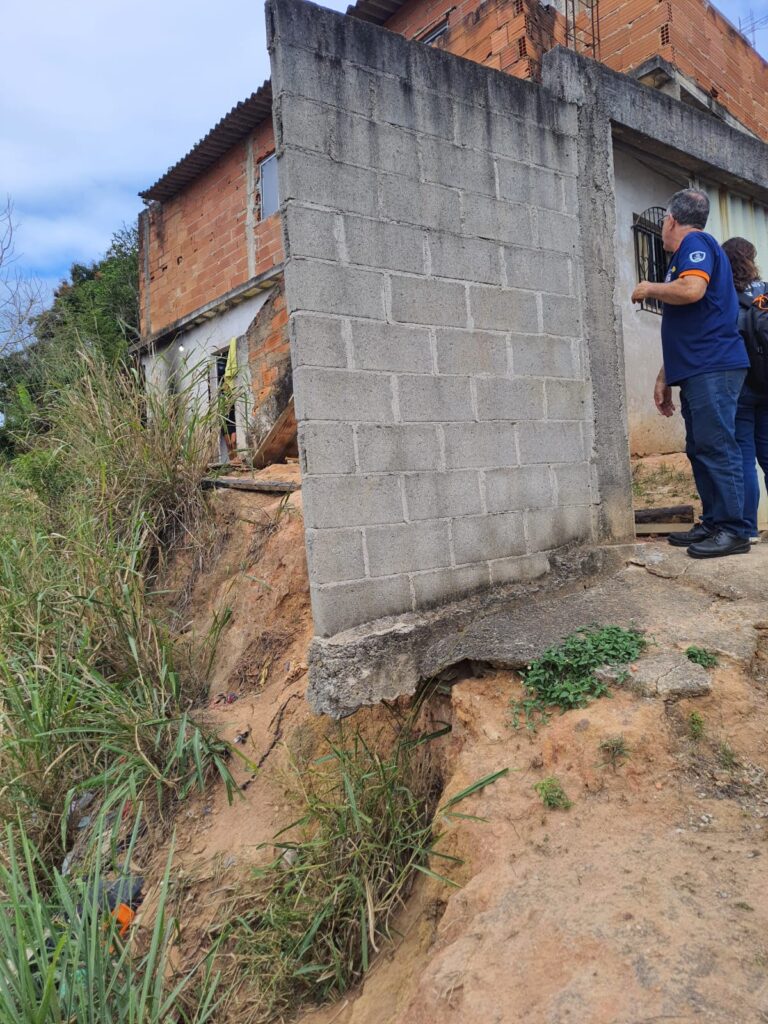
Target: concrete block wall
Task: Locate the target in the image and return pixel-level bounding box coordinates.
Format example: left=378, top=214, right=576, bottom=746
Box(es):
left=269, top=0, right=621, bottom=639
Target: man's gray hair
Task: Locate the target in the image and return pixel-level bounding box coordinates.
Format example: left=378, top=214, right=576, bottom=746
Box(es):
left=667, top=188, right=710, bottom=229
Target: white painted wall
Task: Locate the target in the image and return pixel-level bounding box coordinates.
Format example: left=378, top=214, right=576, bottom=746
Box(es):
left=612, top=144, right=688, bottom=455
left=140, top=289, right=275, bottom=462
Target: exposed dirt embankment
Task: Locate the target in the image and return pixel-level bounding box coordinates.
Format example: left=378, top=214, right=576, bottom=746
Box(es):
left=147, top=491, right=768, bottom=1023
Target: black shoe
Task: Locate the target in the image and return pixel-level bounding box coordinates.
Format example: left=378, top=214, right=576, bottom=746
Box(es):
left=667, top=523, right=714, bottom=547
left=687, top=529, right=751, bottom=559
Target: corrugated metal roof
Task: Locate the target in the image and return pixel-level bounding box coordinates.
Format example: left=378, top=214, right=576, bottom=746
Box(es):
left=346, top=0, right=406, bottom=25
left=139, top=79, right=273, bottom=203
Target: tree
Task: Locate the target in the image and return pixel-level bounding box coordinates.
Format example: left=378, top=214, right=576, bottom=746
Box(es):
left=0, top=197, right=44, bottom=357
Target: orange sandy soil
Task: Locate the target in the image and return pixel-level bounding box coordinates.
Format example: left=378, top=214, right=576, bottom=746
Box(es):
left=137, top=486, right=768, bottom=1024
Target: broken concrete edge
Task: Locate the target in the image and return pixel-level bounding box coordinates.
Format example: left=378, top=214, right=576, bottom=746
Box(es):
left=307, top=540, right=637, bottom=718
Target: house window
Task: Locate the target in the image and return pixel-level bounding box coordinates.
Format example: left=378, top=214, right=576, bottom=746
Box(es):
left=259, top=154, right=279, bottom=219
left=632, top=206, right=669, bottom=315
left=420, top=19, right=449, bottom=45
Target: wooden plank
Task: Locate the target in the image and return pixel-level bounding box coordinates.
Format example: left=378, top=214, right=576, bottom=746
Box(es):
left=253, top=397, right=298, bottom=469
left=634, top=523, right=691, bottom=536
left=634, top=504, right=694, bottom=524
left=202, top=477, right=300, bottom=494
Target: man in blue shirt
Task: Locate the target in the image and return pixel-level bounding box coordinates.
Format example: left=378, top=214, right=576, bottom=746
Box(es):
left=632, top=188, right=750, bottom=558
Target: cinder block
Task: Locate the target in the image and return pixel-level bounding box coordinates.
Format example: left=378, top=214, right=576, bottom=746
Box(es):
left=525, top=125, right=578, bottom=174
left=331, top=114, right=421, bottom=176
left=365, top=520, right=451, bottom=576
left=452, top=511, right=526, bottom=563
left=546, top=379, right=589, bottom=419
left=517, top=421, right=586, bottom=464
left=469, top=286, right=538, bottom=333
left=349, top=320, right=433, bottom=373
left=484, top=465, right=554, bottom=512
left=275, top=47, right=375, bottom=119
left=285, top=259, right=385, bottom=320
left=356, top=424, right=442, bottom=472
left=280, top=151, right=378, bottom=217
left=463, top=194, right=531, bottom=244
left=524, top=504, right=593, bottom=551
left=504, top=249, right=572, bottom=294
left=496, top=160, right=565, bottom=212
left=512, top=334, right=578, bottom=378
left=535, top=208, right=579, bottom=253
left=344, top=215, right=425, bottom=275
left=453, top=102, right=529, bottom=162
left=302, top=474, right=404, bottom=529
left=412, top=562, right=490, bottom=610
left=429, top=232, right=502, bottom=285
left=488, top=551, right=551, bottom=585
left=290, top=313, right=348, bottom=369
left=390, top=276, right=467, bottom=328
left=294, top=366, right=394, bottom=423
left=420, top=137, right=496, bottom=197
left=374, top=74, right=456, bottom=140
left=284, top=205, right=338, bottom=261
left=276, top=95, right=333, bottom=157
left=298, top=422, right=356, bottom=475
left=476, top=377, right=546, bottom=421
left=311, top=576, right=412, bottom=637
left=398, top=375, right=474, bottom=422
left=404, top=470, right=483, bottom=520
left=435, top=328, right=508, bottom=376
left=379, top=175, right=461, bottom=233
left=552, top=462, right=593, bottom=505
left=443, top=422, right=518, bottom=469
left=542, top=293, right=582, bottom=337
left=306, top=527, right=366, bottom=584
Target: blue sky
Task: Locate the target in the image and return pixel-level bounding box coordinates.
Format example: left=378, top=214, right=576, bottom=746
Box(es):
left=1, top=0, right=765, bottom=297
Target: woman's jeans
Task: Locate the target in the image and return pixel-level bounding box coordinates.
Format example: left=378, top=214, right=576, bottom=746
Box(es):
left=735, top=382, right=768, bottom=536
left=679, top=368, right=749, bottom=538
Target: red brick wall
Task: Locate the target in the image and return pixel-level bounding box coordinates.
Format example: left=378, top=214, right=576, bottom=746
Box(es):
left=140, top=118, right=283, bottom=338
left=385, top=0, right=767, bottom=137
left=248, top=279, right=290, bottom=409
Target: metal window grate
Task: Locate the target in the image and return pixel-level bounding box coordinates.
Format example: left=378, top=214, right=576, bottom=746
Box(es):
left=632, top=206, right=669, bottom=315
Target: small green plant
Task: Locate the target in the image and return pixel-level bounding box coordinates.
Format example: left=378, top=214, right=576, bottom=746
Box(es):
left=685, top=646, right=719, bottom=668
left=688, top=710, right=705, bottom=741
left=718, top=740, right=737, bottom=770
left=533, top=776, right=572, bottom=810
left=511, top=625, right=646, bottom=730
left=599, top=734, right=630, bottom=770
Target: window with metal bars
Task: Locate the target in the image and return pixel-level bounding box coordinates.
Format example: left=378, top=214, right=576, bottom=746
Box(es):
left=632, top=206, right=669, bottom=315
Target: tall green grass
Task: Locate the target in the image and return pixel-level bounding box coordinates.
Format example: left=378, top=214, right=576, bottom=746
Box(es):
left=221, top=725, right=507, bottom=1023
left=0, top=818, right=221, bottom=1023
left=0, top=346, right=234, bottom=858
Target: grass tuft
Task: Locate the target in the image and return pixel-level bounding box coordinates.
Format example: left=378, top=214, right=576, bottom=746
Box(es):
left=688, top=711, right=705, bottom=741
left=599, top=734, right=630, bottom=770
left=533, top=776, right=572, bottom=810
left=685, top=646, right=719, bottom=668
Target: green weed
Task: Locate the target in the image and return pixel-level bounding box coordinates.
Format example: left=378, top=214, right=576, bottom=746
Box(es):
left=219, top=725, right=507, bottom=1022
left=533, top=776, right=572, bottom=810
left=688, top=711, right=705, bottom=741
left=599, top=734, right=630, bottom=770
left=685, top=646, right=719, bottom=668
left=511, top=625, right=646, bottom=731
left=718, top=740, right=737, bottom=770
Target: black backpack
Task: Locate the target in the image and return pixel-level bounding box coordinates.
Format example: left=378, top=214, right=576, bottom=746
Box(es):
left=738, top=286, right=768, bottom=394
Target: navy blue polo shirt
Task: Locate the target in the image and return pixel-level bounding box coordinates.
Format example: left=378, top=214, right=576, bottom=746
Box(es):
left=661, top=230, right=748, bottom=386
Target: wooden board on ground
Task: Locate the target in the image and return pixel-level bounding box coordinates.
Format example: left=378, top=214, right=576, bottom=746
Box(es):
left=635, top=523, right=692, bottom=536
left=203, top=476, right=300, bottom=494
left=253, top=397, right=298, bottom=469
left=634, top=504, right=694, bottom=524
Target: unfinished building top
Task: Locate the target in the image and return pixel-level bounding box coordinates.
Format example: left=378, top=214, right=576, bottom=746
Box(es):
left=139, top=80, right=273, bottom=203
left=346, top=0, right=406, bottom=24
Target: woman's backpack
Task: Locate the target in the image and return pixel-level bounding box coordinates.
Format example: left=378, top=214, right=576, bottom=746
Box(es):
left=738, top=287, right=768, bottom=394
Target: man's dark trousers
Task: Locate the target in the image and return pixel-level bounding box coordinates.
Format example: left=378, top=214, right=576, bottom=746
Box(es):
left=679, top=368, right=748, bottom=537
